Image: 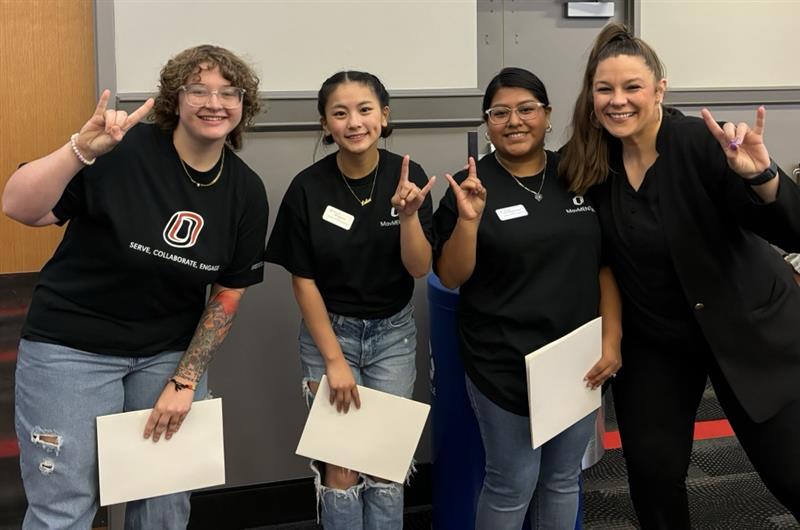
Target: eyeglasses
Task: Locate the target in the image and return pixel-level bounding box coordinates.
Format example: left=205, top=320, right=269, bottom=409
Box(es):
left=179, top=84, right=246, bottom=109
left=484, top=102, right=547, bottom=124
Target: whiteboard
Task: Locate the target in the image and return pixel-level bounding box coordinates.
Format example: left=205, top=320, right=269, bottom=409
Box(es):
left=639, top=0, right=799, bottom=90
left=113, top=0, right=477, bottom=93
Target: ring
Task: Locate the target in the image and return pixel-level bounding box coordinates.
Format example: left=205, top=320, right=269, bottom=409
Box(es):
left=610, top=373, right=617, bottom=378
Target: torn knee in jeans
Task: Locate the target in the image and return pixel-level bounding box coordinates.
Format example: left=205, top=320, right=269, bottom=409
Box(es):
left=38, top=459, right=55, bottom=475
left=363, top=475, right=402, bottom=496
left=309, top=460, right=364, bottom=522
left=30, top=427, right=62, bottom=455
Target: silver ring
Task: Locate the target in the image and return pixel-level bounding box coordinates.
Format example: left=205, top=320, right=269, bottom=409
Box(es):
left=610, top=373, right=617, bottom=378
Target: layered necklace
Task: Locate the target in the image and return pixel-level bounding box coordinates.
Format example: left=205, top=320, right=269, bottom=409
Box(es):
left=339, top=156, right=379, bottom=207
left=179, top=149, right=225, bottom=188
left=497, top=152, right=547, bottom=202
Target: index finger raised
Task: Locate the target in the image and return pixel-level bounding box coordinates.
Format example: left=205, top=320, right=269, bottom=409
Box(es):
left=701, top=108, right=727, bottom=146
left=124, top=98, right=154, bottom=131
left=399, top=155, right=410, bottom=184
left=94, top=89, right=111, bottom=118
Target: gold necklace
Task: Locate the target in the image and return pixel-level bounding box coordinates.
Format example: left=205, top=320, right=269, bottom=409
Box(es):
left=498, top=152, right=547, bottom=202
left=339, top=159, right=379, bottom=206
left=179, top=149, right=225, bottom=188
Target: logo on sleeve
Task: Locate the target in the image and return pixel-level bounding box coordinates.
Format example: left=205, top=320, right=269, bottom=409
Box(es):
left=163, top=211, right=204, bottom=248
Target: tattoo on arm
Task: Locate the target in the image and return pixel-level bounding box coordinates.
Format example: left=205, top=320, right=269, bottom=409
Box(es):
left=175, top=288, right=243, bottom=383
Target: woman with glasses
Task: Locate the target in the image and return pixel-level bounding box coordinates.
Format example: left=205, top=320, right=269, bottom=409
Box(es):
left=3, top=44, right=267, bottom=529
left=266, top=70, right=434, bottom=530
left=433, top=67, right=622, bottom=529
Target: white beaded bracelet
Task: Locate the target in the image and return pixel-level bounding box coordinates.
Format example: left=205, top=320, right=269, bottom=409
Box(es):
left=69, top=133, right=96, bottom=165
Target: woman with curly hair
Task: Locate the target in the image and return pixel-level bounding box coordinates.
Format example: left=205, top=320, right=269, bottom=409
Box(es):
left=3, top=44, right=268, bottom=529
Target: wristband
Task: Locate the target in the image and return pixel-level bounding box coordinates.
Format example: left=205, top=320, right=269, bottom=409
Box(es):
left=69, top=133, right=96, bottom=166
left=169, top=377, right=196, bottom=392
left=744, top=160, right=778, bottom=186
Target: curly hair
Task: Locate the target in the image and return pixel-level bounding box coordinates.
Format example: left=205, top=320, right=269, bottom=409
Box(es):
left=152, top=44, right=260, bottom=150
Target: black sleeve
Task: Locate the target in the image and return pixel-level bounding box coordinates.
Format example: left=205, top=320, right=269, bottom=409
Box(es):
left=695, top=121, right=800, bottom=252
left=216, top=171, right=269, bottom=288
left=432, top=169, right=467, bottom=258
left=51, top=171, right=87, bottom=225
left=408, top=161, right=435, bottom=245
left=264, top=177, right=315, bottom=279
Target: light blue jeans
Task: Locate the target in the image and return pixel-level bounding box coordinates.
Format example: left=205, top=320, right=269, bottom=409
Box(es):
left=14, top=339, right=208, bottom=530
left=299, top=302, right=417, bottom=530
left=466, top=375, right=595, bottom=530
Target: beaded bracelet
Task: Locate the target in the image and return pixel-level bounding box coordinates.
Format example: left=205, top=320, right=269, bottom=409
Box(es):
left=69, top=133, right=96, bottom=165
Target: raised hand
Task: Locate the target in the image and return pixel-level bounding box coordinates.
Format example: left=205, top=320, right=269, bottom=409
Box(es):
left=391, top=155, right=436, bottom=216
left=701, top=106, right=771, bottom=179
left=445, top=157, right=486, bottom=222
left=75, top=90, right=154, bottom=161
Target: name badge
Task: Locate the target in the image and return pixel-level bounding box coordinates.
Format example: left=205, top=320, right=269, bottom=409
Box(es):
left=322, top=205, right=354, bottom=230
left=495, top=204, right=528, bottom=221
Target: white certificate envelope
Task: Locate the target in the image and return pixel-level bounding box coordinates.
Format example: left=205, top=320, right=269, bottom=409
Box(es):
left=526, top=317, right=602, bottom=449
left=296, top=375, right=430, bottom=483
left=96, top=398, right=225, bottom=506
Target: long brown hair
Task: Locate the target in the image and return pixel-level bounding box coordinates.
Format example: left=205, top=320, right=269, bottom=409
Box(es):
left=558, top=23, right=665, bottom=194
left=152, top=45, right=260, bottom=151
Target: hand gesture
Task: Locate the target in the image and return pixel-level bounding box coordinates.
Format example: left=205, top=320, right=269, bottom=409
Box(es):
left=445, top=157, right=486, bottom=222
left=75, top=89, right=154, bottom=160
left=143, top=379, right=195, bottom=442
left=701, top=106, right=771, bottom=179
left=584, top=342, right=622, bottom=390
left=326, top=357, right=360, bottom=413
left=391, top=155, right=436, bottom=216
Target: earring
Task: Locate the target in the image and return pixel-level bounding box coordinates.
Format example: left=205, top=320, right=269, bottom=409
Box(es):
left=484, top=130, right=491, bottom=142
left=546, top=122, right=553, bottom=133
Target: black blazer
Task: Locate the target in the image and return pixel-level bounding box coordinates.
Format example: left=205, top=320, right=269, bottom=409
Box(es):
left=590, top=109, right=800, bottom=423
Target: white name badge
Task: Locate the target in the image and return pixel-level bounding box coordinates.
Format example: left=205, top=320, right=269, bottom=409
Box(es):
left=322, top=205, right=355, bottom=230
left=495, top=204, right=529, bottom=221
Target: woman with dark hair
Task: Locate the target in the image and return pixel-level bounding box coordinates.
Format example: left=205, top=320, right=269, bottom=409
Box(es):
left=434, top=67, right=622, bottom=530
left=265, top=70, right=434, bottom=530
left=3, top=44, right=268, bottom=529
left=560, top=22, right=800, bottom=529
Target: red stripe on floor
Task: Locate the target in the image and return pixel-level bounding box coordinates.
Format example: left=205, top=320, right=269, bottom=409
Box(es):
left=0, top=438, right=19, bottom=458
left=603, top=419, right=733, bottom=451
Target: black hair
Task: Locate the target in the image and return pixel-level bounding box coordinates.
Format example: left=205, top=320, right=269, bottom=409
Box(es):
left=317, top=70, right=393, bottom=144
left=482, top=67, right=551, bottom=119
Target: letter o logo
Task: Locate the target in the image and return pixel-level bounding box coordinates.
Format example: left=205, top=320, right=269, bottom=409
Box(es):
left=163, top=211, right=204, bottom=248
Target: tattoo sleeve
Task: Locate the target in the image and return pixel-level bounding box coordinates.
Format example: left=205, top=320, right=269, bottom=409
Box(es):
left=174, top=287, right=243, bottom=383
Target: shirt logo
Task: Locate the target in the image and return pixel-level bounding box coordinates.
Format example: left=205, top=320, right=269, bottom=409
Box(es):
left=163, top=211, right=204, bottom=248
left=390, top=207, right=399, bottom=218
left=572, top=195, right=585, bottom=206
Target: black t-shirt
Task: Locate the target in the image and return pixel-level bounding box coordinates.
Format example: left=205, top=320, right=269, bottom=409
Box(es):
left=23, top=123, right=269, bottom=357
left=434, top=151, right=601, bottom=415
left=265, top=149, right=433, bottom=318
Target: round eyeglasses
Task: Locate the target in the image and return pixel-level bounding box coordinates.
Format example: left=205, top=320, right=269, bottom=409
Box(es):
left=179, top=84, right=246, bottom=109
left=484, top=102, right=547, bottom=125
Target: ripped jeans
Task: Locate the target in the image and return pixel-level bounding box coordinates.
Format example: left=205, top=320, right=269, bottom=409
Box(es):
left=14, top=339, right=208, bottom=530
left=299, top=302, right=417, bottom=530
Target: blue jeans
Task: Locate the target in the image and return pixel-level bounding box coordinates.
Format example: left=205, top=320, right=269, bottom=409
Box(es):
left=14, top=339, right=208, bottom=530
left=299, top=302, right=417, bottom=530
left=466, top=375, right=595, bottom=530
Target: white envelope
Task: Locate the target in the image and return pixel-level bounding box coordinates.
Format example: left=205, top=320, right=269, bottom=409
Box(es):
left=96, top=398, right=225, bottom=506
left=296, top=375, right=430, bottom=483
left=526, top=317, right=602, bottom=449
